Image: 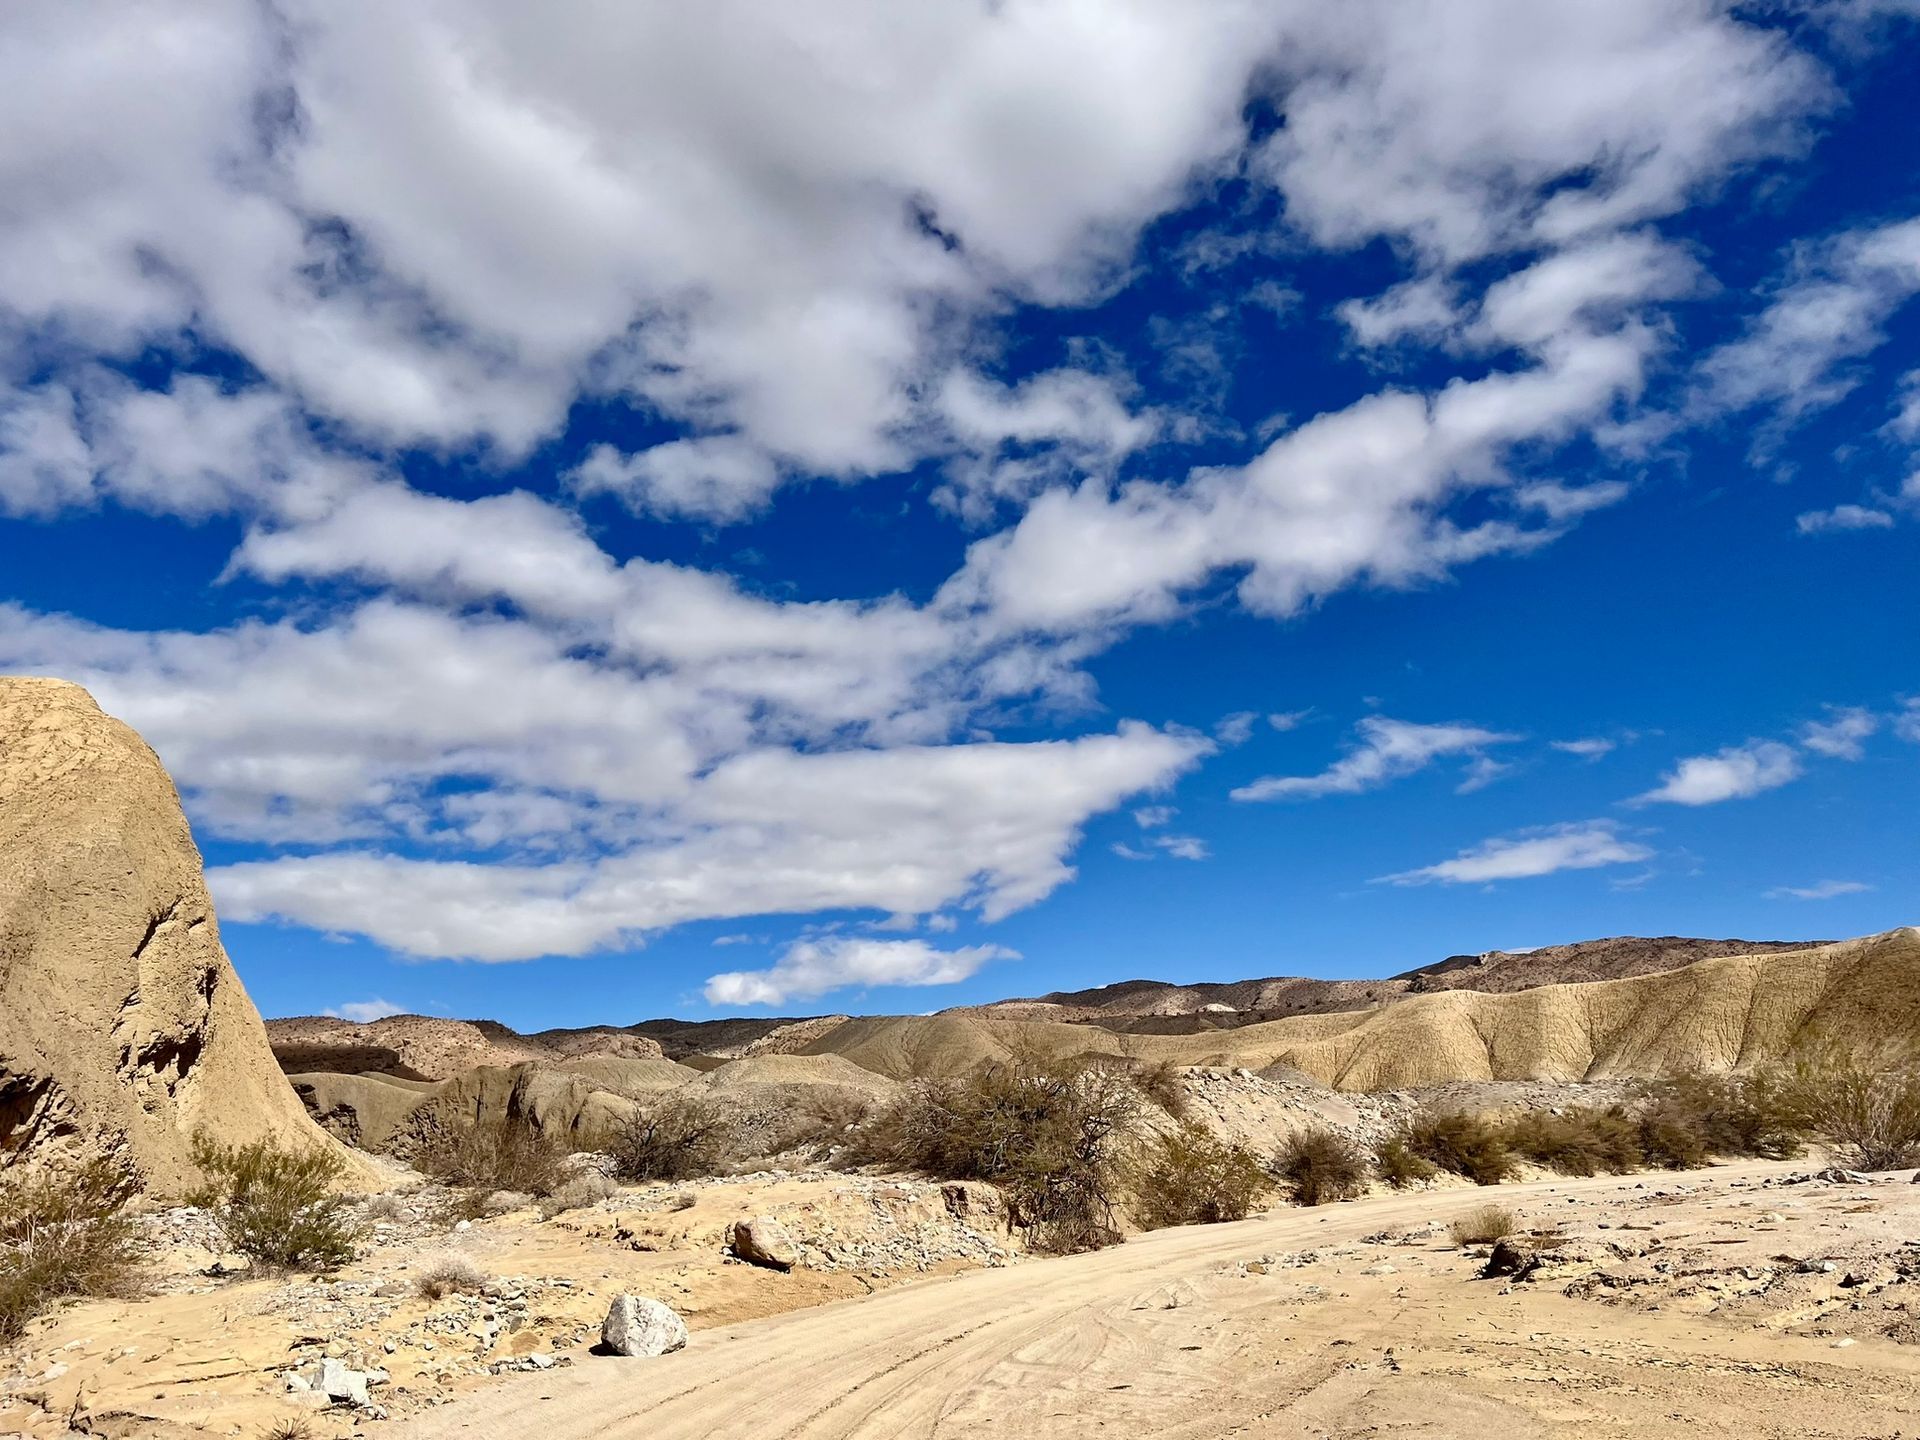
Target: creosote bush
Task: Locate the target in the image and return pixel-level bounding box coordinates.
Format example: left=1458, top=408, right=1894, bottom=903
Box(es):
left=1503, top=1107, right=1643, bottom=1177
left=189, top=1135, right=359, bottom=1273
left=1448, top=1204, right=1517, bottom=1246
left=1406, top=1111, right=1517, bottom=1186
left=414, top=1114, right=569, bottom=1200
left=1271, top=1127, right=1369, bottom=1206
left=1776, top=1044, right=1920, bottom=1171
left=1133, top=1123, right=1270, bottom=1228
left=1374, top=1133, right=1439, bottom=1189
left=848, top=1055, right=1142, bottom=1254
left=608, top=1097, right=735, bottom=1182
left=0, top=1157, right=141, bottom=1345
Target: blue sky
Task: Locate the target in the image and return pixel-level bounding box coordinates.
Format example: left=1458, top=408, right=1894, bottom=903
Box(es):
left=3, top=1, right=1918, bottom=1029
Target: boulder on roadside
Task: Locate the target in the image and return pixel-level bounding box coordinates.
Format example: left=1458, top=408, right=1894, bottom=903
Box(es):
left=601, top=1295, right=688, bottom=1357
left=731, top=1216, right=799, bottom=1271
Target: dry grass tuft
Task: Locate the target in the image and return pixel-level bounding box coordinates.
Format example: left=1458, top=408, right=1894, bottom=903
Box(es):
left=413, top=1252, right=487, bottom=1300
left=1448, top=1204, right=1517, bottom=1246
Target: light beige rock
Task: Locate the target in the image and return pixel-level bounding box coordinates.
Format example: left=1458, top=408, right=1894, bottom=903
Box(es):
left=0, top=677, right=374, bottom=1194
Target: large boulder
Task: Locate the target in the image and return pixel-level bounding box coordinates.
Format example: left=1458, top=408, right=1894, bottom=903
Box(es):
left=0, top=678, right=372, bottom=1194
left=601, top=1295, right=688, bottom=1357
left=730, top=1216, right=799, bottom=1271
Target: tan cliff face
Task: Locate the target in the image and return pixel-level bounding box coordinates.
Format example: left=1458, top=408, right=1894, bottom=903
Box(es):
left=0, top=677, right=371, bottom=1194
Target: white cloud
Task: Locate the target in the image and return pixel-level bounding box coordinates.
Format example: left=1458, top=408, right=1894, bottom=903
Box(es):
left=1268, top=709, right=1313, bottom=732
left=703, top=936, right=1015, bottom=1007
left=1133, top=805, right=1176, bottom=829
left=1553, top=736, right=1617, bottom=760
left=1214, top=711, right=1258, bottom=746
left=1512, top=481, right=1631, bottom=522
left=1898, top=699, right=1920, bottom=745
left=323, top=998, right=407, bottom=1023
left=1796, top=504, right=1896, bottom=534
left=1800, top=706, right=1878, bottom=760
left=1455, top=755, right=1513, bottom=794
left=1233, top=716, right=1519, bottom=802
left=1156, top=835, right=1210, bottom=861
left=1700, top=215, right=1920, bottom=424
left=1630, top=740, right=1802, bottom=806
left=1765, top=879, right=1872, bottom=901
left=1377, top=821, right=1653, bottom=886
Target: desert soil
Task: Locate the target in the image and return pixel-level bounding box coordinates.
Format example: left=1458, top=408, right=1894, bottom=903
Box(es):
left=398, top=1161, right=1920, bottom=1440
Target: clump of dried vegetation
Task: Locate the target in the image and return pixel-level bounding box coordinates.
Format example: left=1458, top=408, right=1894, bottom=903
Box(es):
left=1270, top=1127, right=1369, bottom=1207
left=607, top=1096, right=736, bottom=1182
left=413, top=1251, right=487, bottom=1299
left=1133, top=1123, right=1271, bottom=1227
left=0, top=1156, right=142, bottom=1345
left=1448, top=1204, right=1518, bottom=1246
left=415, top=1113, right=569, bottom=1222
left=189, top=1135, right=360, bottom=1273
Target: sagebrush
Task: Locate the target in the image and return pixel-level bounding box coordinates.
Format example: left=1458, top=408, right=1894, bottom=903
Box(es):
left=189, top=1135, right=359, bottom=1273
left=0, top=1157, right=141, bottom=1345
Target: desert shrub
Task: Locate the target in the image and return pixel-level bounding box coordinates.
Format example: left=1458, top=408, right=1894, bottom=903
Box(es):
left=1406, top=1111, right=1516, bottom=1186
left=608, top=1096, right=735, bottom=1182
left=188, top=1135, right=359, bottom=1273
left=1133, top=1123, right=1270, bottom=1228
left=0, top=1157, right=141, bottom=1345
left=1374, top=1132, right=1439, bottom=1189
left=1270, top=1127, right=1369, bottom=1206
left=1776, top=1045, right=1920, bottom=1171
left=849, top=1056, right=1143, bottom=1254
left=1133, top=1060, right=1190, bottom=1118
left=263, top=1420, right=314, bottom=1440
left=753, top=1091, right=873, bottom=1160
left=413, top=1252, right=487, bottom=1299
left=1447, top=1204, right=1517, bottom=1246
left=414, top=1114, right=568, bottom=1197
left=539, top=1171, right=619, bottom=1219
left=1504, top=1107, right=1643, bottom=1177
left=1633, top=1072, right=1804, bottom=1165
left=359, top=1192, right=411, bottom=1222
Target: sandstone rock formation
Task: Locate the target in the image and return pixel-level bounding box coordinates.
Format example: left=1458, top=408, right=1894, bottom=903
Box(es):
left=0, top=677, right=369, bottom=1193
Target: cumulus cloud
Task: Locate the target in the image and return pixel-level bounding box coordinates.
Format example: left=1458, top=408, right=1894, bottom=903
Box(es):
left=1796, top=504, right=1896, bottom=534
left=1630, top=740, right=1802, bottom=806
left=323, top=998, right=407, bottom=1023
left=1765, top=879, right=1873, bottom=900
left=1377, top=821, right=1653, bottom=886
left=1800, top=706, right=1879, bottom=759
left=1233, top=717, right=1519, bottom=802
left=703, top=937, right=1015, bottom=1007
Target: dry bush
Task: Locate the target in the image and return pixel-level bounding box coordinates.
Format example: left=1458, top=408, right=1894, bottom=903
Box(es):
left=1448, top=1204, right=1517, bottom=1246
left=1374, top=1133, right=1439, bottom=1189
left=539, top=1171, right=619, bottom=1219
left=1632, top=1072, right=1804, bottom=1166
left=1777, top=1044, right=1920, bottom=1171
left=263, top=1420, right=314, bottom=1440
left=414, top=1114, right=568, bottom=1198
left=1270, top=1127, right=1369, bottom=1206
left=0, top=1157, right=141, bottom=1345
left=849, top=1056, right=1143, bottom=1254
left=413, top=1252, right=487, bottom=1299
left=1133, top=1060, right=1190, bottom=1118
left=608, top=1096, right=735, bottom=1182
left=359, top=1192, right=410, bottom=1222
left=188, top=1135, right=359, bottom=1273
left=1406, top=1111, right=1516, bottom=1186
left=1504, top=1107, right=1643, bottom=1177
left=1133, top=1123, right=1270, bottom=1228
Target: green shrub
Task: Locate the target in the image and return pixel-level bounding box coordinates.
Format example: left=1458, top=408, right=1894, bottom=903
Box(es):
left=1776, top=1045, right=1920, bottom=1170
left=1133, top=1123, right=1270, bottom=1227
left=607, top=1097, right=735, bottom=1182
left=0, top=1157, right=141, bottom=1345
left=1407, top=1111, right=1516, bottom=1186
left=849, top=1056, right=1143, bottom=1254
left=1133, top=1060, right=1190, bottom=1119
left=1448, top=1204, right=1517, bottom=1246
left=1374, top=1132, right=1439, bottom=1189
left=415, top=1114, right=569, bottom=1197
left=1504, top=1107, right=1643, bottom=1177
left=1633, top=1072, right=1804, bottom=1164
left=188, top=1135, right=359, bottom=1273
left=1270, top=1127, right=1369, bottom=1206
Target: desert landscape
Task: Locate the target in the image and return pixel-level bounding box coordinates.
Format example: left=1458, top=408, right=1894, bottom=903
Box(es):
left=3, top=679, right=1920, bottom=1439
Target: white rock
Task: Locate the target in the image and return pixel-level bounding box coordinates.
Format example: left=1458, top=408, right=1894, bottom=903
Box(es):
left=601, top=1295, right=688, bottom=1358
left=318, top=1358, right=371, bottom=1407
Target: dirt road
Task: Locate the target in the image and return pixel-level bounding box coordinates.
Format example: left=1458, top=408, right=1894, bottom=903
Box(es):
left=399, top=1162, right=1920, bottom=1438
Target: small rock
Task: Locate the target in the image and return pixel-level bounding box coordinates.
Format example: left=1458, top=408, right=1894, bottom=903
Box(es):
left=601, top=1295, right=689, bottom=1358
left=1483, top=1239, right=1540, bottom=1281
left=318, top=1358, right=371, bottom=1408
left=1362, top=1262, right=1398, bottom=1276
left=1832, top=1337, right=1857, bottom=1349
left=731, top=1216, right=800, bottom=1271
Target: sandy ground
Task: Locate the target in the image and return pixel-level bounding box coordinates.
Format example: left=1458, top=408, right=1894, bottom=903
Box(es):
left=397, top=1161, right=1920, bottom=1440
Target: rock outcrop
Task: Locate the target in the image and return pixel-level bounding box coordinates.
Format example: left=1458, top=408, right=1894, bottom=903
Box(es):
left=0, top=677, right=369, bottom=1193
